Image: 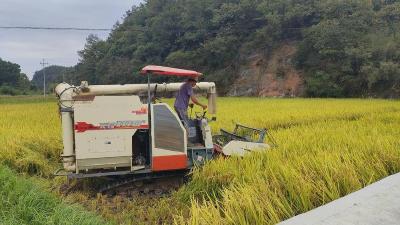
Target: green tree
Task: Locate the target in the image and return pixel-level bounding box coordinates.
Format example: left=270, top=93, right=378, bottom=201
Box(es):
left=70, top=0, right=400, bottom=97
left=76, top=34, right=107, bottom=84
left=0, top=58, right=21, bottom=86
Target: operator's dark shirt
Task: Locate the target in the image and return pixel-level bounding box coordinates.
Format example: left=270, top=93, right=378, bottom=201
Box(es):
left=174, top=82, right=193, bottom=110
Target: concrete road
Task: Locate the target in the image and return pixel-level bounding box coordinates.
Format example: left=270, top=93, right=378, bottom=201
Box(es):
left=279, top=173, right=400, bottom=225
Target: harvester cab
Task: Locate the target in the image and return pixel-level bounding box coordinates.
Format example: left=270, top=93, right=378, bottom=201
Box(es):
left=55, top=65, right=270, bottom=192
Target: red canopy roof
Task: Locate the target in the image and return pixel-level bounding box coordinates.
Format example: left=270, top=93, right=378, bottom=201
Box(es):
left=140, top=65, right=202, bottom=77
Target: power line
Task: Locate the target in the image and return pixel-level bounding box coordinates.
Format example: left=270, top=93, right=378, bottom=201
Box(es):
left=0, top=26, right=111, bottom=31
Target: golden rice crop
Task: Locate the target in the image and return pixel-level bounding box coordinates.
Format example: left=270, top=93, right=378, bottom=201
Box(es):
left=175, top=101, right=400, bottom=225
left=0, top=96, right=399, bottom=225
left=0, top=97, right=61, bottom=176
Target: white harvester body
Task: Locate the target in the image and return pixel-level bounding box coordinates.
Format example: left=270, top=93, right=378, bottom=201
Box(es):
left=55, top=65, right=270, bottom=181
left=73, top=96, right=149, bottom=171
left=56, top=79, right=216, bottom=176
left=56, top=65, right=218, bottom=178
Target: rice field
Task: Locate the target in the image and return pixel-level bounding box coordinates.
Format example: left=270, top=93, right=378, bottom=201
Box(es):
left=0, top=96, right=399, bottom=224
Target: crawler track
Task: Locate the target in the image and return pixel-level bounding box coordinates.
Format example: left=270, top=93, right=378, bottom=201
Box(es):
left=61, top=170, right=189, bottom=198
left=98, top=175, right=185, bottom=197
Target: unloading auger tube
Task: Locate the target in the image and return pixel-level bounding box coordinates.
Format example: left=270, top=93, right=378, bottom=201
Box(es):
left=55, top=81, right=217, bottom=172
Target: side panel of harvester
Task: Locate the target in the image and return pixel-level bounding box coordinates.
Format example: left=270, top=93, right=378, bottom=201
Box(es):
left=151, top=103, right=187, bottom=171
left=73, top=96, right=148, bottom=172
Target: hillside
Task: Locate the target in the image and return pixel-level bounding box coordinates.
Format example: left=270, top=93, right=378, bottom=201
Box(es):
left=228, top=43, right=304, bottom=96
left=31, top=65, right=72, bottom=92
left=66, top=0, right=400, bottom=98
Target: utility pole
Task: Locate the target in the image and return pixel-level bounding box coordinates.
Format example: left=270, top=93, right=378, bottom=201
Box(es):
left=40, top=59, right=49, bottom=97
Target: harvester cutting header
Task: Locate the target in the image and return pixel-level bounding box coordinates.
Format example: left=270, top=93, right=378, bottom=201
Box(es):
left=55, top=65, right=270, bottom=190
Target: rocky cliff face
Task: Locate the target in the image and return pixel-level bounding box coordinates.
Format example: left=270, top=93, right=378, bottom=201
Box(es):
left=228, top=44, right=304, bottom=97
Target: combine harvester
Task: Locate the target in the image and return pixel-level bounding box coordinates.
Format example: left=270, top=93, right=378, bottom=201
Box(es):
left=55, top=65, right=272, bottom=193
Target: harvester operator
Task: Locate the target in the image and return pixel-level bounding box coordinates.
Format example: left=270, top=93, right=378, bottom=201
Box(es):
left=174, top=77, right=207, bottom=127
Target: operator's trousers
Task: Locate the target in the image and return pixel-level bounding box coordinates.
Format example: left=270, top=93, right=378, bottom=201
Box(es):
left=174, top=107, right=189, bottom=128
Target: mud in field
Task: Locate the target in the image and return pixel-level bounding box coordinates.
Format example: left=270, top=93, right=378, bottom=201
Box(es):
left=57, top=176, right=187, bottom=225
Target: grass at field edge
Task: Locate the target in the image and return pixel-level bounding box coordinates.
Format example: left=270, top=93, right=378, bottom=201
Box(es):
left=0, top=165, right=112, bottom=225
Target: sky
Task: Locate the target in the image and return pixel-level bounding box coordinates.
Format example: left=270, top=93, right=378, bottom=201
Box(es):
left=0, top=0, right=143, bottom=79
